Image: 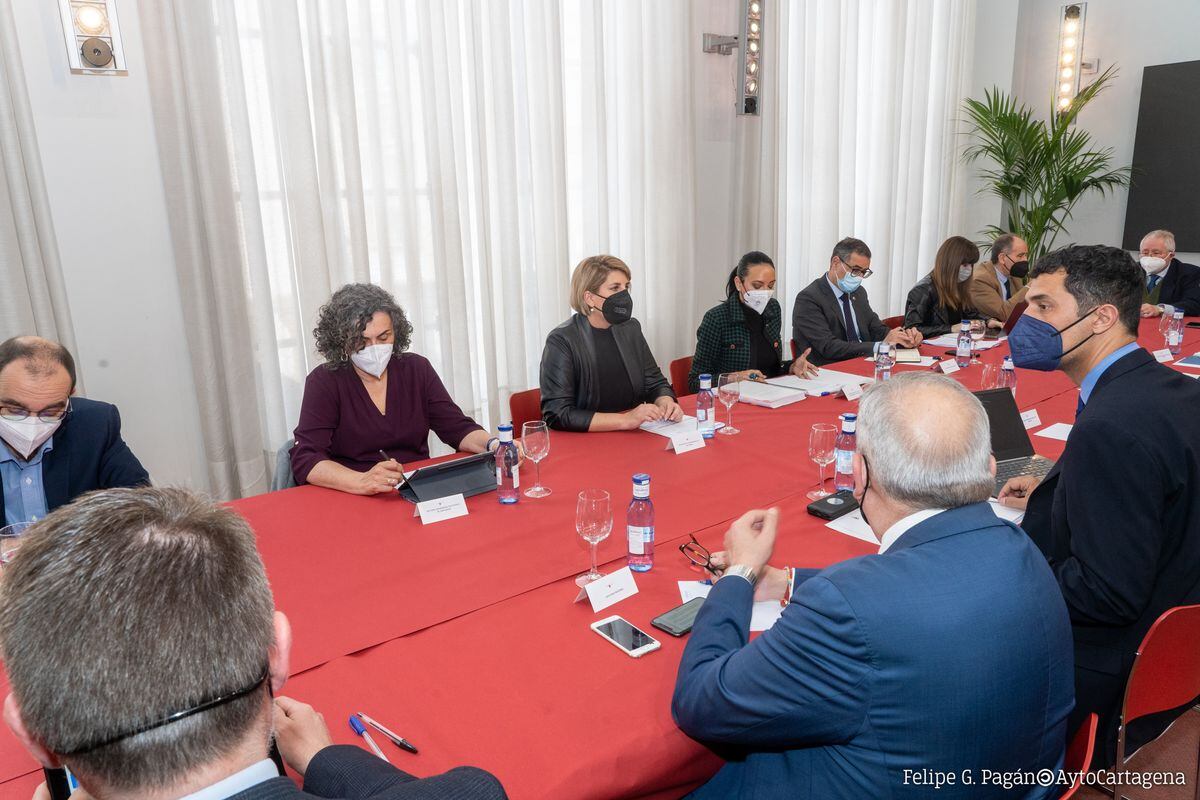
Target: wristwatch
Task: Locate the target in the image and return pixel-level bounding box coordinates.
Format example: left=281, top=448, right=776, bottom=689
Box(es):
left=722, top=564, right=759, bottom=587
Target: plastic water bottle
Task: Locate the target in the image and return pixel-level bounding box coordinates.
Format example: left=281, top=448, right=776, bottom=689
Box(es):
left=999, top=356, right=1018, bottom=399
left=495, top=424, right=520, bottom=504
left=875, top=342, right=894, bottom=382
left=833, top=413, right=857, bottom=492
left=1168, top=310, right=1185, bottom=356
left=626, top=473, right=655, bottom=572
left=955, top=320, right=972, bottom=368
left=696, top=374, right=715, bottom=438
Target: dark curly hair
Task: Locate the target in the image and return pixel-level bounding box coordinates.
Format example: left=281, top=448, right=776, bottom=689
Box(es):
left=313, top=283, right=414, bottom=368
left=1030, top=244, right=1142, bottom=335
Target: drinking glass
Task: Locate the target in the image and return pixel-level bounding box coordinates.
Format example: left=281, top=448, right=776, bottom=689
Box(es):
left=1159, top=312, right=1173, bottom=344
left=575, top=489, right=612, bottom=587
left=980, top=363, right=999, bottom=390
left=0, top=522, right=33, bottom=568
left=521, top=421, right=551, bottom=498
left=969, top=319, right=986, bottom=364
left=716, top=373, right=741, bottom=435
left=807, top=423, right=838, bottom=500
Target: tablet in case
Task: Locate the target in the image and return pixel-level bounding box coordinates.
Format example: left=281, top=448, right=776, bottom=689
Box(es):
left=397, top=452, right=497, bottom=503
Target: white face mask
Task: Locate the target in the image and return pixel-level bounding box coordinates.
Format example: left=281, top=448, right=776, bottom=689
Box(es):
left=1140, top=256, right=1168, bottom=274
left=0, top=416, right=61, bottom=459
left=350, top=343, right=393, bottom=377
left=958, top=265, right=974, bottom=283
left=742, top=289, right=773, bottom=315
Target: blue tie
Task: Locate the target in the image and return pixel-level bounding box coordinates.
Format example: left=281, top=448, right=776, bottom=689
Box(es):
left=1076, top=394, right=1084, bottom=419
left=1147, top=274, right=1161, bottom=292
left=840, top=292, right=860, bottom=342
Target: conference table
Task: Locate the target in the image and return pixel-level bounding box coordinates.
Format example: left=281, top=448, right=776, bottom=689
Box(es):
left=1, top=319, right=1197, bottom=798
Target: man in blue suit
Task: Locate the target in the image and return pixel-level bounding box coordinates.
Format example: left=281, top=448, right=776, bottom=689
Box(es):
left=0, top=337, right=148, bottom=525
left=673, top=373, right=1074, bottom=799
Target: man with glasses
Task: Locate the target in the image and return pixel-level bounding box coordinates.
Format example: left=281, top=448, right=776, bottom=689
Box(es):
left=0, top=336, right=148, bottom=525
left=791, top=237, right=921, bottom=366
left=1135, top=228, right=1200, bottom=317
left=2, top=487, right=507, bottom=799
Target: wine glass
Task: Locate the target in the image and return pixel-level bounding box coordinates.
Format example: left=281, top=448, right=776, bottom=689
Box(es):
left=969, top=319, right=986, bottom=364
left=521, top=421, right=551, bottom=498
left=716, top=373, right=741, bottom=435
left=980, top=363, right=999, bottom=390
left=575, top=489, right=612, bottom=587
left=1159, top=311, right=1173, bottom=344
left=807, top=423, right=838, bottom=500
left=0, top=522, right=33, bottom=568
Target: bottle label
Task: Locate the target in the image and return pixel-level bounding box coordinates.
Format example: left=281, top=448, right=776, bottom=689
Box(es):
left=697, top=408, right=708, bottom=424
left=496, top=460, right=519, bottom=488
left=956, top=340, right=971, bottom=358
left=1169, top=330, right=1181, bottom=346
left=835, top=449, right=853, bottom=474
left=627, top=525, right=652, bottom=555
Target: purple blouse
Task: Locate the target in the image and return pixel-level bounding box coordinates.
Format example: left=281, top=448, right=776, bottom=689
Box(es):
left=290, top=353, right=483, bottom=482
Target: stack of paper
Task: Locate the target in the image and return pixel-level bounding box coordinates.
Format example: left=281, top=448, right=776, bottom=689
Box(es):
left=639, top=416, right=697, bottom=438
left=768, top=370, right=874, bottom=398
left=735, top=380, right=806, bottom=409
left=925, top=333, right=1004, bottom=350
left=894, top=348, right=923, bottom=363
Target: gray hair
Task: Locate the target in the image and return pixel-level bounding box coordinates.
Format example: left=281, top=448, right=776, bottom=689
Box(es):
left=0, top=487, right=275, bottom=793
left=856, top=373, right=994, bottom=510
left=1140, top=229, right=1176, bottom=252
left=990, top=232, right=1018, bottom=265
left=313, top=283, right=414, bottom=368
left=831, top=237, right=872, bottom=265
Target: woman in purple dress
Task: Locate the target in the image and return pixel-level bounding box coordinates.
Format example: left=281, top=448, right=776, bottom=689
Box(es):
left=290, top=284, right=497, bottom=495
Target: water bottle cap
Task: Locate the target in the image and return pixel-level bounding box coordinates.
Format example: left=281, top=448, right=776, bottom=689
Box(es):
left=632, top=473, right=650, bottom=485
left=961, top=320, right=971, bottom=329
left=1002, top=356, right=1014, bottom=368
left=699, top=373, right=712, bottom=388
left=498, top=423, right=513, bottom=442
left=841, top=413, right=857, bottom=421
left=879, top=342, right=890, bottom=352
left=1174, top=310, right=1184, bottom=318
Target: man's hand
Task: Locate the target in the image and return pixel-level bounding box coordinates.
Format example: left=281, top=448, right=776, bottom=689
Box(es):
left=986, top=318, right=1004, bottom=329
left=899, top=327, right=924, bottom=347
left=722, top=508, right=780, bottom=574
left=1140, top=303, right=1164, bottom=318
left=790, top=348, right=819, bottom=378
left=883, top=327, right=908, bottom=346
left=274, top=696, right=334, bottom=776
left=357, top=460, right=406, bottom=495
left=654, top=396, right=684, bottom=422
left=707, top=551, right=788, bottom=601
left=998, top=475, right=1040, bottom=510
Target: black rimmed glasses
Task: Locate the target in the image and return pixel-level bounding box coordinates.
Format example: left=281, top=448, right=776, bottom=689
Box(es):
left=679, top=534, right=724, bottom=576
left=58, top=666, right=270, bottom=755
left=838, top=257, right=873, bottom=280
left=0, top=399, right=70, bottom=423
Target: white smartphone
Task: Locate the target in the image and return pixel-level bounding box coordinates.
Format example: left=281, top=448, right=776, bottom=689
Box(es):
left=590, top=615, right=661, bottom=658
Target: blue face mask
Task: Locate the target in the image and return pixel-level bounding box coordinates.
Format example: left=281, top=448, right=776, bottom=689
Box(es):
left=1008, top=308, right=1096, bottom=371
left=837, top=274, right=863, bottom=294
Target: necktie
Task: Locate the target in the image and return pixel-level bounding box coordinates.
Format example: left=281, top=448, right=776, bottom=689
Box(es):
left=840, top=292, right=860, bottom=342
left=1147, top=274, right=1161, bottom=292
left=1075, top=394, right=1084, bottom=419
left=1002, top=279, right=1010, bottom=300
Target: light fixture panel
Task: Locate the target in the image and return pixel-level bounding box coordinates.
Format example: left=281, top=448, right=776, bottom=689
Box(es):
left=736, top=0, right=762, bottom=116
left=1054, top=3, right=1085, bottom=114
left=58, top=0, right=128, bottom=75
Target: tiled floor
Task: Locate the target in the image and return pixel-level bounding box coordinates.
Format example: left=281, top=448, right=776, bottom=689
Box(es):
left=1078, top=707, right=1199, bottom=800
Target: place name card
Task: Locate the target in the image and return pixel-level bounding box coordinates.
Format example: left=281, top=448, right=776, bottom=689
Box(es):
left=939, top=359, right=961, bottom=375
left=841, top=382, right=864, bottom=401
left=670, top=429, right=706, bottom=454
left=574, top=566, right=639, bottom=612
left=1152, top=348, right=1174, bottom=363
left=416, top=493, right=468, bottom=525
left=1019, top=409, right=1042, bottom=430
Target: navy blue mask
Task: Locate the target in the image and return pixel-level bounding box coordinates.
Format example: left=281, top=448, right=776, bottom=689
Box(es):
left=1008, top=308, right=1096, bottom=371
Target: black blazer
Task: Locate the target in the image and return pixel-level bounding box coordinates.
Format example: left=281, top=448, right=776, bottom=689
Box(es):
left=1022, top=347, right=1200, bottom=761
left=791, top=276, right=889, bottom=366
left=229, top=745, right=507, bottom=799
left=538, top=314, right=674, bottom=432
left=0, top=397, right=149, bottom=522
left=902, top=275, right=978, bottom=338
left=1158, top=258, right=1200, bottom=315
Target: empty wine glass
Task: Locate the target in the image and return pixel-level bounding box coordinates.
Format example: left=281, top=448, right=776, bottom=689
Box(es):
left=1159, top=312, right=1173, bottom=344
left=521, top=421, right=551, bottom=498
left=969, top=319, right=986, bottom=365
left=575, top=489, right=612, bottom=587
left=716, top=373, right=741, bottom=435
left=981, top=363, right=999, bottom=390
left=807, top=423, right=838, bottom=500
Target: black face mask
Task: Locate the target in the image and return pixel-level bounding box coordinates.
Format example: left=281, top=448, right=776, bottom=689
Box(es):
left=858, top=454, right=872, bottom=529
left=1008, top=260, right=1030, bottom=279
left=596, top=289, right=633, bottom=325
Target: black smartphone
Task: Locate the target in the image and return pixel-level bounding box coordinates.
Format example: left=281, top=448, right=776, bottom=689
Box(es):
left=1187, top=321, right=1200, bottom=329
left=807, top=489, right=859, bottom=520
left=651, top=597, right=706, bottom=637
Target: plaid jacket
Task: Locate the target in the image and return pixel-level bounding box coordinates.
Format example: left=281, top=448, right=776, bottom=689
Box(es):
left=687, top=294, right=788, bottom=393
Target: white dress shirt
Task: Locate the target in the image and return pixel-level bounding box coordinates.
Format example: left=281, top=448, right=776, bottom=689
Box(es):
left=178, top=758, right=279, bottom=800
left=878, top=508, right=947, bottom=554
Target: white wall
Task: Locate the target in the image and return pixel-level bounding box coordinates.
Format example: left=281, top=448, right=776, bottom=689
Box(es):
left=1011, top=0, right=1200, bottom=262
left=11, top=0, right=209, bottom=491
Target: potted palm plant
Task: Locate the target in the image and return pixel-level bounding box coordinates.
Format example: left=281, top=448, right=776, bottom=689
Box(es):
left=961, top=65, right=1132, bottom=261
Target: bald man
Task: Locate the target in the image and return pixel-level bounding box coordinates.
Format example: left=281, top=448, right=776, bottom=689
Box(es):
left=673, top=373, right=1073, bottom=800
left=0, top=337, right=148, bottom=525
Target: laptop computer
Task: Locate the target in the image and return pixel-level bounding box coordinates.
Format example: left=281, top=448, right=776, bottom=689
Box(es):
left=974, top=387, right=1055, bottom=496
left=983, top=300, right=1028, bottom=339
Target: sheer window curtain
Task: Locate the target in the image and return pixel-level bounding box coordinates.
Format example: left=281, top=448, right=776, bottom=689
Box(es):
left=734, top=0, right=976, bottom=318
left=139, top=0, right=700, bottom=499
left=0, top=1, right=78, bottom=353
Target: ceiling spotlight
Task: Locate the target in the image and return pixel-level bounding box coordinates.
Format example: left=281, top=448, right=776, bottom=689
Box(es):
left=75, top=4, right=106, bottom=34
left=58, top=0, right=127, bottom=74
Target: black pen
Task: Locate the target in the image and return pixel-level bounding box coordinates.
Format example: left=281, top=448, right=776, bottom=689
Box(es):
left=356, top=712, right=419, bottom=754
left=378, top=449, right=392, bottom=462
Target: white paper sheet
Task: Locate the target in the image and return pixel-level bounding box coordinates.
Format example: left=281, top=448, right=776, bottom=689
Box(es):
left=677, top=581, right=784, bottom=631
left=862, top=356, right=937, bottom=367
left=825, top=509, right=879, bottom=545
left=925, top=333, right=1005, bottom=350
left=768, top=370, right=874, bottom=397
left=1034, top=422, right=1073, bottom=441
left=735, top=380, right=806, bottom=407
left=988, top=499, right=1025, bottom=525
left=639, top=415, right=698, bottom=438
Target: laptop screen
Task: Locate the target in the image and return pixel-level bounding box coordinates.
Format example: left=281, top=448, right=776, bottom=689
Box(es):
left=974, top=388, right=1035, bottom=461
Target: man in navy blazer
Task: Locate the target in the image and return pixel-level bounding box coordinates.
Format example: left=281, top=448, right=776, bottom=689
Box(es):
left=673, top=373, right=1074, bottom=799
left=1135, top=229, right=1200, bottom=317
left=999, top=244, right=1200, bottom=764
left=0, top=337, right=148, bottom=525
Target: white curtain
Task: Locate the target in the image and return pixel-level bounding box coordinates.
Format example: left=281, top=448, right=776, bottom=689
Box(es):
left=140, top=0, right=700, bottom=497
left=0, top=0, right=77, bottom=351
left=734, top=0, right=977, bottom=319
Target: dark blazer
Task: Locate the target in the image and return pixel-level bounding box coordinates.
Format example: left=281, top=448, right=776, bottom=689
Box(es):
left=673, top=503, right=1074, bottom=799
left=687, top=295, right=790, bottom=392
left=1157, top=258, right=1200, bottom=315
left=903, top=275, right=979, bottom=338
left=0, top=397, right=148, bottom=522
left=791, top=275, right=889, bottom=365
left=230, top=745, right=507, bottom=799
left=1022, top=347, right=1200, bottom=764
left=539, top=314, right=674, bottom=431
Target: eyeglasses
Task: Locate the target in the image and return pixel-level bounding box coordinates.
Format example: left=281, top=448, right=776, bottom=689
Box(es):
left=58, top=666, right=269, bottom=755
left=679, top=534, right=724, bottom=576
left=839, top=258, right=873, bottom=280
left=0, top=400, right=70, bottom=423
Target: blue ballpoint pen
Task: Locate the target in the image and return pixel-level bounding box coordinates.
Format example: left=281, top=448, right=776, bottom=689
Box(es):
left=349, top=715, right=390, bottom=763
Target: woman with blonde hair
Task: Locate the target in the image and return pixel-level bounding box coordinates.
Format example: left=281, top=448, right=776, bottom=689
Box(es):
left=539, top=255, right=682, bottom=432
